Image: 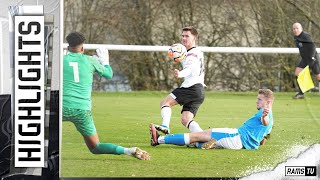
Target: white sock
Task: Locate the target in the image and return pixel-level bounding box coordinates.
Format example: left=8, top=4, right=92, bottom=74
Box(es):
left=124, top=147, right=136, bottom=156
left=158, top=136, right=165, bottom=144
left=184, top=133, right=190, bottom=144
left=186, top=120, right=203, bottom=132
left=161, top=106, right=171, bottom=128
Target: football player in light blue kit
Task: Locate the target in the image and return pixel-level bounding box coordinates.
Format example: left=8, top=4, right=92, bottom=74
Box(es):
left=150, top=89, right=274, bottom=150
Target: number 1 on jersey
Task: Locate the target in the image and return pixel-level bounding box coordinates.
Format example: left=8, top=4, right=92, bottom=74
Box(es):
left=69, top=62, right=80, bottom=82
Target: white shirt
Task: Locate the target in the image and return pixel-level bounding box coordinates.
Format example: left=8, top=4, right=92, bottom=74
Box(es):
left=178, top=47, right=205, bottom=88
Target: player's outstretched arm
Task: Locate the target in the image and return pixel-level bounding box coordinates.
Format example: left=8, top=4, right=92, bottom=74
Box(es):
left=96, top=48, right=109, bottom=65
left=261, top=103, right=270, bottom=126
left=102, top=65, right=113, bottom=79
left=94, top=48, right=113, bottom=79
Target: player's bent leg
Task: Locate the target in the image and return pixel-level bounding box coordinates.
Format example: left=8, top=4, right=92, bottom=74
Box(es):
left=84, top=134, right=123, bottom=154
left=160, top=130, right=210, bottom=147
left=92, top=144, right=150, bottom=160
left=89, top=142, right=124, bottom=154
left=85, top=135, right=150, bottom=160
left=151, top=123, right=198, bottom=146
left=160, top=94, right=178, bottom=107
left=181, top=111, right=194, bottom=127
left=202, top=128, right=243, bottom=150
left=158, top=95, right=178, bottom=134
left=182, top=111, right=203, bottom=132
left=181, top=99, right=204, bottom=133
left=159, top=103, right=171, bottom=134
left=83, top=133, right=100, bottom=150
left=189, top=129, right=211, bottom=143
left=65, top=108, right=150, bottom=160
left=150, top=123, right=160, bottom=146
left=95, top=145, right=150, bottom=160
left=188, top=129, right=211, bottom=148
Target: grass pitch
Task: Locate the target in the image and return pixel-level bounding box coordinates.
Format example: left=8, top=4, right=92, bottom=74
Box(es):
left=61, top=91, right=320, bottom=178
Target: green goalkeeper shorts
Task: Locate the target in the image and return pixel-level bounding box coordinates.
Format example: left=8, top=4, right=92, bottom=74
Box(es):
left=63, top=107, right=96, bottom=136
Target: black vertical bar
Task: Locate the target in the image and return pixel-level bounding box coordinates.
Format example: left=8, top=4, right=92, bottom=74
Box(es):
left=0, top=95, right=12, bottom=176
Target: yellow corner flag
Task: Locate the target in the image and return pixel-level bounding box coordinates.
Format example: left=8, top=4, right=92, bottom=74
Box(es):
left=297, top=65, right=314, bottom=93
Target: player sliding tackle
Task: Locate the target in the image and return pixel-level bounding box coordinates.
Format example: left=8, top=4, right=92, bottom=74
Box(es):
left=150, top=89, right=274, bottom=150
left=63, top=32, right=150, bottom=160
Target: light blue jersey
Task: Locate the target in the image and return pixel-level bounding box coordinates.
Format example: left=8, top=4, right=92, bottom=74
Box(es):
left=238, top=109, right=273, bottom=150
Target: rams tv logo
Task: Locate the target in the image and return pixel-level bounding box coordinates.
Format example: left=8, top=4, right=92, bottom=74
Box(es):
left=285, top=166, right=317, bottom=176
left=14, top=15, right=45, bottom=167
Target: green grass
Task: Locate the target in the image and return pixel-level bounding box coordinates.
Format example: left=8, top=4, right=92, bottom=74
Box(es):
left=61, top=91, right=320, bottom=178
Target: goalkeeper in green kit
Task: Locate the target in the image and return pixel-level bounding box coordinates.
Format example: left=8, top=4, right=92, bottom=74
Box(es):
left=63, top=32, right=150, bottom=160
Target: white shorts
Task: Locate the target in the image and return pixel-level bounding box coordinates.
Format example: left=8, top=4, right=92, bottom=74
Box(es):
left=210, top=128, right=243, bottom=149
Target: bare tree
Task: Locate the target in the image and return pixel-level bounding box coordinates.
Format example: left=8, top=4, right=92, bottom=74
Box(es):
left=64, top=0, right=320, bottom=91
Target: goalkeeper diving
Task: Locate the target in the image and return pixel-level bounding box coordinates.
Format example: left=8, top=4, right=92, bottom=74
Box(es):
left=63, top=32, right=150, bottom=160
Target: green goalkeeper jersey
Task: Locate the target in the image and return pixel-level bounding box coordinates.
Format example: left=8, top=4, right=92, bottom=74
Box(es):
left=63, top=52, right=113, bottom=110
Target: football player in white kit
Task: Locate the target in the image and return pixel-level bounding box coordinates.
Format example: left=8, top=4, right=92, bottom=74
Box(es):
left=153, top=26, right=206, bottom=134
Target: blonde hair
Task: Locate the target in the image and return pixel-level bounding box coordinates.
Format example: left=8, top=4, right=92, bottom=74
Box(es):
left=258, top=89, right=274, bottom=102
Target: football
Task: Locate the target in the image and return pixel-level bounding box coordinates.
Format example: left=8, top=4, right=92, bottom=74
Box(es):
left=167, top=43, right=187, bottom=62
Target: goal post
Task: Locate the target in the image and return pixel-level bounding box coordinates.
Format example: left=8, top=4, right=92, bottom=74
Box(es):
left=62, top=43, right=320, bottom=54
left=62, top=43, right=320, bottom=93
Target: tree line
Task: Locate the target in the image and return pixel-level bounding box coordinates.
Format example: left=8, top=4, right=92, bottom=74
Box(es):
left=64, top=0, right=320, bottom=91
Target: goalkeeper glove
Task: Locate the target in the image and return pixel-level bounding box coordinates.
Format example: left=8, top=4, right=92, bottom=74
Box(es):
left=96, top=48, right=110, bottom=65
